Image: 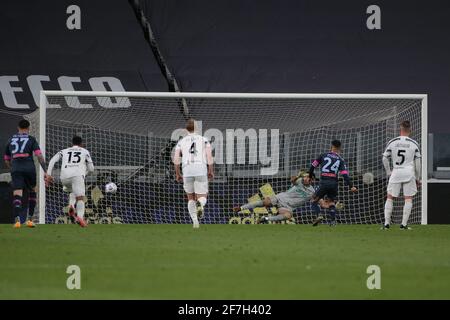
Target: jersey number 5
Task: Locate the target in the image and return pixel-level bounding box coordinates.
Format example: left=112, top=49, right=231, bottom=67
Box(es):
left=396, top=150, right=406, bottom=165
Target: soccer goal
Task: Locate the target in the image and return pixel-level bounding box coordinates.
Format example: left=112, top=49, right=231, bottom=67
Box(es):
left=26, top=91, right=428, bottom=225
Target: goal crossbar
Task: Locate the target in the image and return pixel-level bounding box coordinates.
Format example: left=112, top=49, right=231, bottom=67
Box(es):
left=41, top=90, right=427, bottom=100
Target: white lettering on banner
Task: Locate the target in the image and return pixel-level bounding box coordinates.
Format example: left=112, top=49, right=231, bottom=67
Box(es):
left=0, top=76, right=28, bottom=109
left=66, top=5, right=81, bottom=30
left=58, top=76, right=93, bottom=108
left=171, top=121, right=280, bottom=175
left=27, top=75, right=60, bottom=109
left=89, top=77, right=131, bottom=108
left=0, top=75, right=129, bottom=109
left=366, top=5, right=381, bottom=30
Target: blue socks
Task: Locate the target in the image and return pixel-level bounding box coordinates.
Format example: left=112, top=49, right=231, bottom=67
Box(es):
left=13, top=195, right=22, bottom=221
left=328, top=205, right=337, bottom=221
left=28, top=191, right=37, bottom=219
left=311, top=201, right=321, bottom=215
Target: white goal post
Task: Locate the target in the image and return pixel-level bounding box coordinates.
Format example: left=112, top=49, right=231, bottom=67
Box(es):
left=30, top=91, right=428, bottom=225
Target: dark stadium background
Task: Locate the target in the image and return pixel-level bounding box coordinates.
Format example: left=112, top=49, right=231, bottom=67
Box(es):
left=1, top=0, right=449, bottom=223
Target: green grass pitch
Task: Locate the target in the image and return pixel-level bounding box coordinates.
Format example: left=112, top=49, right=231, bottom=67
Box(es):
left=1, top=224, right=449, bottom=299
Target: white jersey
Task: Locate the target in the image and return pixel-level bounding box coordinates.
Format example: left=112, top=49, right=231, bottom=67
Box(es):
left=383, top=136, right=421, bottom=183
left=48, top=146, right=94, bottom=180
left=175, top=133, right=210, bottom=177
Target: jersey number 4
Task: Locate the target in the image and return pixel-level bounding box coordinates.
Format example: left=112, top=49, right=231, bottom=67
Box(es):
left=67, top=151, right=82, bottom=163
left=189, top=142, right=197, bottom=155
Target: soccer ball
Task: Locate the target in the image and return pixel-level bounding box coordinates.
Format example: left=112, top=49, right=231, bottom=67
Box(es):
left=105, top=182, right=117, bottom=194
left=363, top=172, right=374, bottom=185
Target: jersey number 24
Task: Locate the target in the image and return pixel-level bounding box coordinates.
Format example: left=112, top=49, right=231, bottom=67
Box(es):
left=322, top=157, right=340, bottom=174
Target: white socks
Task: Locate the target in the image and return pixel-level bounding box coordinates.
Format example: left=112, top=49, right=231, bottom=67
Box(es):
left=402, top=200, right=413, bottom=226
left=188, top=200, right=199, bottom=227
left=76, top=200, right=85, bottom=219
left=385, top=198, right=413, bottom=226
left=69, top=193, right=76, bottom=208
left=384, top=198, right=393, bottom=225
left=198, top=197, right=207, bottom=207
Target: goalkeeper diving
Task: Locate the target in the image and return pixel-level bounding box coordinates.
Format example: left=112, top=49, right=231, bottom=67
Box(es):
left=233, top=171, right=334, bottom=223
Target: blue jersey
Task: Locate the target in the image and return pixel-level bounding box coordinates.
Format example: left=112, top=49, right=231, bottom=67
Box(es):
left=4, top=133, right=41, bottom=173
left=309, top=151, right=352, bottom=187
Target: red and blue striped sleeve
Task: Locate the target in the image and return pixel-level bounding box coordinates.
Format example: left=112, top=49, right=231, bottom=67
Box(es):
left=309, top=154, right=323, bottom=178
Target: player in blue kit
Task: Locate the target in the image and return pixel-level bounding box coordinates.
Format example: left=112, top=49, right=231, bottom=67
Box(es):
left=3, top=119, right=48, bottom=228
left=309, top=140, right=357, bottom=226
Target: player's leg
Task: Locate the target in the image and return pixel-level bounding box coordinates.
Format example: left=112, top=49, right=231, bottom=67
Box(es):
left=400, top=180, right=417, bottom=230
left=74, top=195, right=87, bottom=227
left=184, top=177, right=199, bottom=228
left=384, top=182, right=400, bottom=229
left=68, top=192, right=76, bottom=219
left=325, top=186, right=339, bottom=226
left=260, top=207, right=293, bottom=224
left=194, top=176, right=208, bottom=219
left=312, top=185, right=327, bottom=226
left=25, top=171, right=38, bottom=227
left=256, top=196, right=280, bottom=223
left=12, top=189, right=23, bottom=228
left=311, top=184, right=329, bottom=215
left=72, top=176, right=87, bottom=227
left=400, top=196, right=413, bottom=230
left=234, top=196, right=272, bottom=213
left=195, top=193, right=206, bottom=219
left=187, top=193, right=199, bottom=228
left=325, top=201, right=337, bottom=226
left=25, top=187, right=38, bottom=228
left=11, top=172, right=25, bottom=228
left=383, top=194, right=394, bottom=229
left=311, top=196, right=321, bottom=215
left=61, top=178, right=76, bottom=222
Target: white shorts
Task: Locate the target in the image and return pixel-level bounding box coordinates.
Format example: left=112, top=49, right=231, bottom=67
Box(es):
left=61, top=176, right=86, bottom=197
left=387, top=179, right=417, bottom=197
left=183, top=175, right=208, bottom=194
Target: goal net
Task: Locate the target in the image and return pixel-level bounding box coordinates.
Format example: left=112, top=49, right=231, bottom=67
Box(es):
left=26, top=92, right=427, bottom=225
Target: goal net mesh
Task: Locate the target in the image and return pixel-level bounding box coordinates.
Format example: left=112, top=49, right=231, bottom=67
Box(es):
left=26, top=93, right=423, bottom=225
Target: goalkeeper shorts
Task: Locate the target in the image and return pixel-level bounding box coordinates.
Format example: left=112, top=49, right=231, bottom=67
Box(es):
left=269, top=194, right=295, bottom=213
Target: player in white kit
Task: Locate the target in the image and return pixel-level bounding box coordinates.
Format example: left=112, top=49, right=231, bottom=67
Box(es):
left=382, top=121, right=421, bottom=230
left=173, top=119, right=214, bottom=228
left=46, top=136, right=94, bottom=227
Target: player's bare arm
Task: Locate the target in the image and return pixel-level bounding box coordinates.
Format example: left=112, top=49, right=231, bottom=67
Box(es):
left=173, top=148, right=183, bottom=182
left=36, top=153, right=50, bottom=180
left=206, top=144, right=214, bottom=180
left=415, top=155, right=421, bottom=188
left=46, top=152, right=62, bottom=186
